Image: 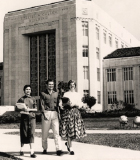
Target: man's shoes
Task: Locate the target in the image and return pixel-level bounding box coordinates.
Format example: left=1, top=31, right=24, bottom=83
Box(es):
left=70, top=151, right=75, bottom=155
left=56, top=150, right=63, bottom=156
left=30, top=153, right=37, bottom=158
left=42, top=149, right=47, bottom=154
left=20, top=151, right=24, bottom=156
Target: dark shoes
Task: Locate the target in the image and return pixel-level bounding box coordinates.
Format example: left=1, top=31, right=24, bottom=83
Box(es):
left=20, top=151, right=24, bottom=156
left=70, top=151, right=74, bottom=155
left=42, top=149, right=47, bottom=154
left=43, top=149, right=63, bottom=156
left=65, top=142, right=75, bottom=155
left=30, top=153, right=36, bottom=158
left=56, top=150, right=63, bottom=156
left=20, top=151, right=36, bottom=158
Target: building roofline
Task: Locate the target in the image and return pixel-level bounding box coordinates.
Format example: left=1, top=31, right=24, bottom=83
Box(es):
left=103, top=47, right=140, bottom=59
left=7, top=0, right=73, bottom=14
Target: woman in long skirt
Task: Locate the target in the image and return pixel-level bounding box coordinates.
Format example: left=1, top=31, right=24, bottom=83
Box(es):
left=59, top=80, right=86, bottom=155
left=16, top=85, right=37, bottom=158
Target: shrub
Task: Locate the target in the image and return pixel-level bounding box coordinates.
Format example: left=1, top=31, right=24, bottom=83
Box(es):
left=109, top=100, right=137, bottom=111
left=0, top=111, right=42, bottom=124
left=82, top=95, right=96, bottom=108
left=0, top=112, right=21, bottom=124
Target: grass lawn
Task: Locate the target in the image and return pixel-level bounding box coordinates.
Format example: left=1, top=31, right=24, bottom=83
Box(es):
left=83, top=117, right=139, bottom=130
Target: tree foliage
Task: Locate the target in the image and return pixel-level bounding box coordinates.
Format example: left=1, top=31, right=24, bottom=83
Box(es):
left=82, top=95, right=96, bottom=108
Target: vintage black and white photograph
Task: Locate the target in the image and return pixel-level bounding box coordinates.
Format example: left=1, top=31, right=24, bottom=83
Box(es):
left=0, top=0, right=140, bottom=160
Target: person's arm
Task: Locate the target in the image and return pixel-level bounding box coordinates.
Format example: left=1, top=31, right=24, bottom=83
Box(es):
left=16, top=97, right=27, bottom=112
left=59, top=99, right=64, bottom=110
left=27, top=97, right=37, bottom=112
left=40, top=93, right=47, bottom=120
left=26, top=107, right=37, bottom=112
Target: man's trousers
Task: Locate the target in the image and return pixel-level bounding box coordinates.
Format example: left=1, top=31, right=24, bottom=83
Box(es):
left=42, top=111, right=62, bottom=151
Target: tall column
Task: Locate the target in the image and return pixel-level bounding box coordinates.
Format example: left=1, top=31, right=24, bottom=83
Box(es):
left=116, top=67, right=123, bottom=101
left=134, top=66, right=139, bottom=109
left=3, top=29, right=10, bottom=105
left=88, top=20, right=97, bottom=98
left=76, top=19, right=83, bottom=95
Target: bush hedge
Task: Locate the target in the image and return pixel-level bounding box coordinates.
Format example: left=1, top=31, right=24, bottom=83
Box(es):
left=0, top=111, right=42, bottom=124
left=80, top=108, right=140, bottom=118
left=1, top=108, right=140, bottom=124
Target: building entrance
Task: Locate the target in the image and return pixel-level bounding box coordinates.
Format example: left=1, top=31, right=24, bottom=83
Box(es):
left=30, top=32, right=56, bottom=96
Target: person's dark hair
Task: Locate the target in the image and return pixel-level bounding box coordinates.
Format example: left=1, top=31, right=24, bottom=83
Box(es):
left=68, top=80, right=76, bottom=89
left=45, top=79, right=54, bottom=85
left=23, top=85, right=31, bottom=92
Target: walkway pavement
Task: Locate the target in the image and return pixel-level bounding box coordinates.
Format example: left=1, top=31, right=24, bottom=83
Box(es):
left=1, top=129, right=140, bottom=160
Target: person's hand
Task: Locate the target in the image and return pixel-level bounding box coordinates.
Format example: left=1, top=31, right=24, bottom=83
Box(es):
left=24, top=108, right=30, bottom=112
left=60, top=105, right=64, bottom=110
left=42, top=112, right=48, bottom=120
left=44, top=116, right=48, bottom=120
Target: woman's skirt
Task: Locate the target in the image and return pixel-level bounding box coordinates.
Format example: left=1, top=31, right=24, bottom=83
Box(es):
left=59, top=107, right=86, bottom=140
left=20, top=114, right=36, bottom=144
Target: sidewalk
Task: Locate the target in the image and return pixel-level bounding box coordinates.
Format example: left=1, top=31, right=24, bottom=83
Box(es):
left=1, top=129, right=140, bottom=160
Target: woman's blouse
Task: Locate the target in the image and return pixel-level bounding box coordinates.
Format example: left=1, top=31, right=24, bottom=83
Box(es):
left=17, top=95, right=37, bottom=118
left=63, top=91, right=83, bottom=108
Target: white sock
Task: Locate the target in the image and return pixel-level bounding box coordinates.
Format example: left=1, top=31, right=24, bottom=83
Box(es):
left=31, top=149, right=34, bottom=154
left=69, top=147, right=73, bottom=151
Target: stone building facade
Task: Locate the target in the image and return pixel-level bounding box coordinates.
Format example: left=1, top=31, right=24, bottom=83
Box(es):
left=103, top=47, right=140, bottom=110
left=0, top=62, right=3, bottom=105
left=3, top=0, right=140, bottom=110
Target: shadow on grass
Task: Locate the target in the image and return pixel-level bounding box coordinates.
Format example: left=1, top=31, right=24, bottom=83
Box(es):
left=0, top=152, right=22, bottom=160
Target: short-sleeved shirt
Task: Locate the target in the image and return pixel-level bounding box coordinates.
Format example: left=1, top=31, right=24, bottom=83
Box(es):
left=63, top=91, right=83, bottom=108
left=17, top=95, right=37, bottom=118
left=40, top=90, right=58, bottom=112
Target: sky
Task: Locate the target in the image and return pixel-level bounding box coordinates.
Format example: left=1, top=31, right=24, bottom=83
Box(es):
left=1, top=0, right=140, bottom=62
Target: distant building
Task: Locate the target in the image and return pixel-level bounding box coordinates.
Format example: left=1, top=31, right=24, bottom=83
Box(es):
left=0, top=62, right=3, bottom=105
left=103, top=47, right=140, bottom=110
left=3, top=0, right=140, bottom=111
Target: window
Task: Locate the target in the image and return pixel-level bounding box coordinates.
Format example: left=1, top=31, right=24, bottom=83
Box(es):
left=124, top=67, right=133, bottom=81
left=108, top=91, right=117, bottom=104
left=103, top=32, right=106, bottom=44
left=109, top=35, right=112, bottom=47
left=124, top=90, right=134, bottom=104
left=97, top=68, right=100, bottom=81
left=96, top=47, right=99, bottom=59
left=115, top=39, right=118, bottom=49
left=97, top=91, right=101, bottom=104
left=83, top=90, right=89, bottom=96
left=82, top=21, right=88, bottom=36
left=83, top=66, right=89, bottom=79
left=82, top=45, right=88, bottom=57
left=107, top=69, right=116, bottom=82
left=96, top=27, right=99, bottom=40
